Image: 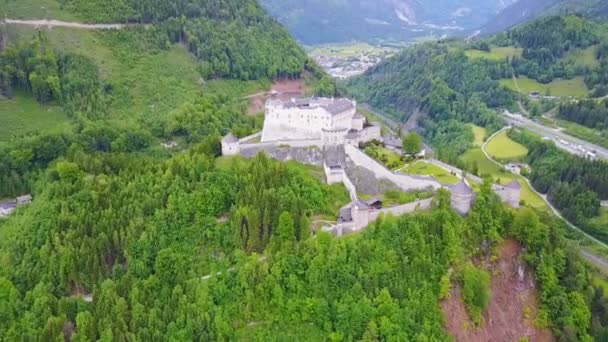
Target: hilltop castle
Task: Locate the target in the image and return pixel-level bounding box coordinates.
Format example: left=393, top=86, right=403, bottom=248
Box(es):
left=261, top=97, right=380, bottom=145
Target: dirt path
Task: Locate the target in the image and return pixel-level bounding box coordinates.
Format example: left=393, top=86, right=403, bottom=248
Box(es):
left=2, top=19, right=128, bottom=30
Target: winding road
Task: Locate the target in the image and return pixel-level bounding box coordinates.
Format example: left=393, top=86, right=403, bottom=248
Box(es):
left=482, top=128, right=608, bottom=270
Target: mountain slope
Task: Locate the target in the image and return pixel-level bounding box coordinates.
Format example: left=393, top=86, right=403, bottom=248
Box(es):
left=261, top=0, right=517, bottom=44
left=480, top=0, right=608, bottom=36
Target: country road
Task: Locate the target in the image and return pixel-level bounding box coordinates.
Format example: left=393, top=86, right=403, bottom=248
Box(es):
left=1, top=19, right=129, bottom=30
left=502, top=110, right=608, bottom=161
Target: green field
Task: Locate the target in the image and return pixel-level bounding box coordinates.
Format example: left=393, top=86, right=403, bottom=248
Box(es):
left=465, top=47, right=523, bottom=61
left=402, top=161, right=459, bottom=184
left=6, top=25, right=265, bottom=127
left=485, top=130, right=528, bottom=160
left=470, top=124, right=487, bottom=147
left=2, top=0, right=78, bottom=21
left=590, top=209, right=608, bottom=231
left=562, top=45, right=600, bottom=69
left=499, top=76, right=589, bottom=97
left=0, top=93, right=69, bottom=140
left=365, top=145, right=403, bottom=170
left=460, top=147, right=546, bottom=209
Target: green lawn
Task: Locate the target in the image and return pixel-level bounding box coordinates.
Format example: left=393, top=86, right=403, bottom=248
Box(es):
left=499, top=76, right=589, bottom=97
left=460, top=147, right=545, bottom=209
left=365, top=145, right=403, bottom=170
left=485, top=130, right=528, bottom=161
left=402, top=161, right=459, bottom=184
left=470, top=124, right=487, bottom=147
left=465, top=47, right=523, bottom=61
left=0, top=93, right=69, bottom=140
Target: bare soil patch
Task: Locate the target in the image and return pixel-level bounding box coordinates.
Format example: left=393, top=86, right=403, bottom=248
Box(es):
left=246, top=78, right=307, bottom=116
left=442, top=239, right=554, bottom=342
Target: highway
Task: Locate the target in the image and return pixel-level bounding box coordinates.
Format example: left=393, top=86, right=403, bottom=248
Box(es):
left=502, top=111, right=608, bottom=161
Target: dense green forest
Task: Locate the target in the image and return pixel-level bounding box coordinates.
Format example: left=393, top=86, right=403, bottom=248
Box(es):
left=497, top=16, right=603, bottom=84
left=509, top=129, right=608, bottom=242
left=347, top=14, right=608, bottom=161
left=1, top=159, right=604, bottom=340
left=0, top=1, right=607, bottom=340
left=559, top=99, right=608, bottom=130
left=346, top=43, right=514, bottom=163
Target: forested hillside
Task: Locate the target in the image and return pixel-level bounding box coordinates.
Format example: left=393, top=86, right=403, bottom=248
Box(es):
left=260, top=0, right=515, bottom=44
left=347, top=15, right=608, bottom=159
left=346, top=43, right=514, bottom=161
left=480, top=0, right=608, bottom=36
left=0, top=1, right=607, bottom=340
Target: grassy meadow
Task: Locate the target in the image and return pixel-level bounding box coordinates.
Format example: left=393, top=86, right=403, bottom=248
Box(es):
left=500, top=76, right=589, bottom=97
left=562, top=45, right=600, bottom=69
left=4, top=24, right=269, bottom=132
left=402, top=161, right=459, bottom=185
left=465, top=47, right=523, bottom=61
left=1, top=0, right=78, bottom=21
left=460, top=147, right=545, bottom=209
left=0, top=93, right=69, bottom=140
left=470, top=124, right=487, bottom=147
left=485, top=130, right=528, bottom=161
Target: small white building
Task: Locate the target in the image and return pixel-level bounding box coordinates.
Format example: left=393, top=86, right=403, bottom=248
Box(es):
left=221, top=133, right=239, bottom=156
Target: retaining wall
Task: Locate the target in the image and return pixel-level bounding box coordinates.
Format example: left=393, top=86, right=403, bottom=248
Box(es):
left=344, top=145, right=440, bottom=191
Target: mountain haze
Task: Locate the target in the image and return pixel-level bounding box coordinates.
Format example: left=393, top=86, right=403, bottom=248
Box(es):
left=261, top=0, right=517, bottom=44
left=480, top=0, right=608, bottom=36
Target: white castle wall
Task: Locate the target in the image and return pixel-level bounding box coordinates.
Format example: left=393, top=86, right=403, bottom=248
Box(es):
left=344, top=145, right=440, bottom=191
left=262, top=105, right=332, bottom=142
left=221, top=141, right=239, bottom=156
left=451, top=193, right=473, bottom=215
left=492, top=185, right=521, bottom=208
left=372, top=198, right=434, bottom=220
left=359, top=126, right=381, bottom=143
left=324, top=163, right=346, bottom=185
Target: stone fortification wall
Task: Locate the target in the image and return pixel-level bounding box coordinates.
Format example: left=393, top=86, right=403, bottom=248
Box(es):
left=359, top=125, right=382, bottom=143
left=492, top=185, right=520, bottom=208
left=328, top=197, right=435, bottom=237
left=344, top=145, right=440, bottom=191
left=238, top=132, right=262, bottom=143
left=451, top=193, right=473, bottom=215
left=369, top=198, right=434, bottom=222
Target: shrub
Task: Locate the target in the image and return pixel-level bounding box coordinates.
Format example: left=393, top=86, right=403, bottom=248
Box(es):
left=462, top=263, right=491, bottom=324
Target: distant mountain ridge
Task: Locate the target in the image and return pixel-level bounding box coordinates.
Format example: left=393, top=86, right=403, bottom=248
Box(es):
left=479, top=0, right=608, bottom=36
left=260, top=0, right=518, bottom=45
